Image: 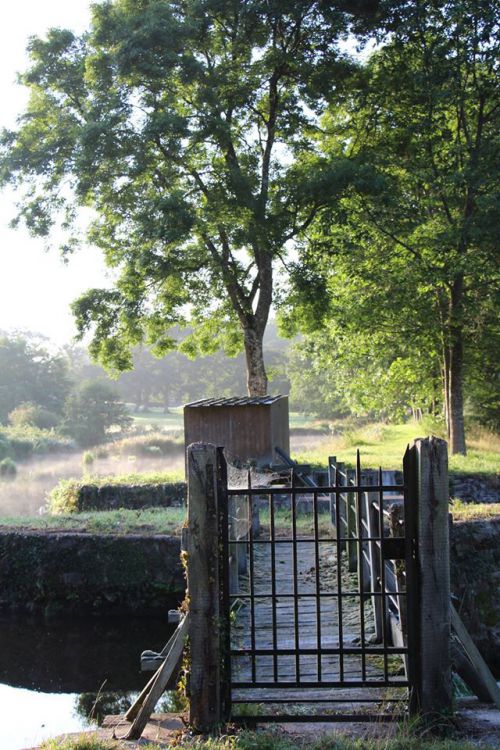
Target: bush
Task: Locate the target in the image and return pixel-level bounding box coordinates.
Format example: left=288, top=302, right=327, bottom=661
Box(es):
left=0, top=425, right=75, bottom=460
left=82, top=451, right=95, bottom=467
left=8, top=402, right=60, bottom=430
left=0, top=457, right=17, bottom=478
left=48, top=479, right=81, bottom=514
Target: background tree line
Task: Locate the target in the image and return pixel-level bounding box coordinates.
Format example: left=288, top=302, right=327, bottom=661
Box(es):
left=1, top=323, right=497, bottom=451
left=0, top=1, right=498, bottom=452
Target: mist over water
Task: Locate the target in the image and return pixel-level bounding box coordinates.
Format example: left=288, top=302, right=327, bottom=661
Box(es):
left=0, top=450, right=185, bottom=517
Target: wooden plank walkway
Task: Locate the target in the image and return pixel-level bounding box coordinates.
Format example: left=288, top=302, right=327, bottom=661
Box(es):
left=230, top=533, right=407, bottom=716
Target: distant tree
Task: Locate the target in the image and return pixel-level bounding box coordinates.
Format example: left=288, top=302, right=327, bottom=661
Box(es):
left=63, top=380, right=132, bottom=447
left=8, top=402, right=60, bottom=430
left=0, top=334, right=71, bottom=423
left=0, top=0, right=381, bottom=396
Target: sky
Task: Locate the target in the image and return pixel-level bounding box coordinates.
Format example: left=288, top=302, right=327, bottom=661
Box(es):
left=0, top=0, right=108, bottom=344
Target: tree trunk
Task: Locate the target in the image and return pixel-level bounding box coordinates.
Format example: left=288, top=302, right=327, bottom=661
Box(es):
left=448, top=334, right=466, bottom=455
left=442, top=348, right=451, bottom=440
left=244, top=327, right=268, bottom=396
left=448, top=275, right=467, bottom=455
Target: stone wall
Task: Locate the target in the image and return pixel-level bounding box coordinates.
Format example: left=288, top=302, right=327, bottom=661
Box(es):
left=450, top=515, right=500, bottom=676
left=0, top=530, right=184, bottom=617
left=75, top=482, right=186, bottom=512
left=449, top=474, right=500, bottom=504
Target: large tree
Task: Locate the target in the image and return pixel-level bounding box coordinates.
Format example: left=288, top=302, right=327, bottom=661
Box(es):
left=0, top=0, right=378, bottom=395
left=285, top=0, right=499, bottom=452
left=0, top=333, right=72, bottom=423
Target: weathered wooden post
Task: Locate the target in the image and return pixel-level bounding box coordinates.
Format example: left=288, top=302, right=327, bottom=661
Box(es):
left=405, top=436, right=452, bottom=718
left=187, top=442, right=223, bottom=732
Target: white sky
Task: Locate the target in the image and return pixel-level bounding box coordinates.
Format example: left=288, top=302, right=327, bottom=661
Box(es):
left=0, top=1, right=108, bottom=344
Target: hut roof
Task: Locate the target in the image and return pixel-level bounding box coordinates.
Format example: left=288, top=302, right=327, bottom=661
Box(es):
left=185, top=395, right=284, bottom=408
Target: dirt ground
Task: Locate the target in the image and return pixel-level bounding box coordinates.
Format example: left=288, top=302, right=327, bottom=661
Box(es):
left=26, top=701, right=500, bottom=750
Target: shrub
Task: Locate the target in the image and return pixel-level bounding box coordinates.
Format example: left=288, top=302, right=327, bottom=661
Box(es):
left=48, top=479, right=82, bottom=514
left=8, top=402, right=60, bottom=430
left=82, top=451, right=95, bottom=467
left=0, top=425, right=75, bottom=460
left=0, top=457, right=17, bottom=478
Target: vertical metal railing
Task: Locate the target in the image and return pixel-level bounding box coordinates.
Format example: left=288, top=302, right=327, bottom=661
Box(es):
left=221, top=450, right=414, bottom=721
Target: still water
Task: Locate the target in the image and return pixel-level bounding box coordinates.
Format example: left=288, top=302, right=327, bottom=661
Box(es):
left=0, top=613, right=176, bottom=750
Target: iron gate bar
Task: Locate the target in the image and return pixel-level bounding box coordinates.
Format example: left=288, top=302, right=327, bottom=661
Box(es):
left=355, top=451, right=366, bottom=681
left=403, top=446, right=420, bottom=714
left=231, top=681, right=410, bottom=689
left=232, top=698, right=409, bottom=704
left=230, top=646, right=408, bottom=655
left=268, top=477, right=278, bottom=681
left=228, top=591, right=408, bottom=598
left=334, top=464, right=344, bottom=680
left=312, top=489, right=322, bottom=680
left=230, top=537, right=406, bottom=544
left=378, top=466, right=389, bottom=681
left=290, top=470, right=300, bottom=681
left=227, top=485, right=403, bottom=495
left=230, top=714, right=403, bottom=723
left=247, top=471, right=257, bottom=684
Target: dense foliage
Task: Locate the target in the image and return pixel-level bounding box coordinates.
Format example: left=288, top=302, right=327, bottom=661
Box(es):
left=0, top=0, right=381, bottom=395
left=0, top=1, right=497, bottom=442
left=0, top=334, right=71, bottom=423
left=282, top=0, right=500, bottom=448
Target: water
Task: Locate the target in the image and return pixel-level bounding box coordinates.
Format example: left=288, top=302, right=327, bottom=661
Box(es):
left=0, top=613, right=177, bottom=750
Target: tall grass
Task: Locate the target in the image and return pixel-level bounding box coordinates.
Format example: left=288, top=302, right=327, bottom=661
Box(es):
left=39, top=728, right=496, bottom=750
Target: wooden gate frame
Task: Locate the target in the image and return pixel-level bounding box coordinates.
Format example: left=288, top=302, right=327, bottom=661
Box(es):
left=186, top=437, right=452, bottom=731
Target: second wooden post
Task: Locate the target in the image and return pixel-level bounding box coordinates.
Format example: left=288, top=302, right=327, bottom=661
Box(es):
left=187, top=442, right=222, bottom=732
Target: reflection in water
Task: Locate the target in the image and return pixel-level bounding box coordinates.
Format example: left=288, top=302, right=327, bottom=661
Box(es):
left=0, top=612, right=177, bottom=750
left=75, top=691, right=134, bottom=725
left=0, top=612, right=175, bottom=692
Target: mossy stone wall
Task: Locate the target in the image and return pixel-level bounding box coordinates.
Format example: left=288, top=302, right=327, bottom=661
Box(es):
left=0, top=530, right=184, bottom=616
left=75, top=482, right=186, bottom=511
left=450, top=516, right=500, bottom=676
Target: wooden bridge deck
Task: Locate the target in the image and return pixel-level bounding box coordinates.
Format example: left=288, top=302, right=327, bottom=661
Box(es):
left=230, top=533, right=407, bottom=715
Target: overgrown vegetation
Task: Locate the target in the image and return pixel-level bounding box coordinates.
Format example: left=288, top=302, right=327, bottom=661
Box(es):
left=48, top=473, right=184, bottom=514
left=0, top=507, right=185, bottom=535
left=451, top=501, right=500, bottom=522
left=0, top=425, right=75, bottom=460
left=38, top=728, right=496, bottom=750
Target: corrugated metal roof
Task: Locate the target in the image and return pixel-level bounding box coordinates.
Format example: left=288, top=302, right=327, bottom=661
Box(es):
left=185, top=395, right=285, bottom=408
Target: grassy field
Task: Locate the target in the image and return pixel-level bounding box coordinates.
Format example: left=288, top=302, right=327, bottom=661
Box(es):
left=129, top=406, right=184, bottom=430
left=129, top=409, right=499, bottom=476
left=291, top=421, right=500, bottom=476
left=0, top=507, right=186, bottom=535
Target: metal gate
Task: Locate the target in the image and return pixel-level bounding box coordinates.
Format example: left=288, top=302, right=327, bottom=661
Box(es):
left=219, top=450, right=419, bottom=722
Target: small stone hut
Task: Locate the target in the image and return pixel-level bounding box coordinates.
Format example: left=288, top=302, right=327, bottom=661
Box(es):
left=184, top=395, right=290, bottom=467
